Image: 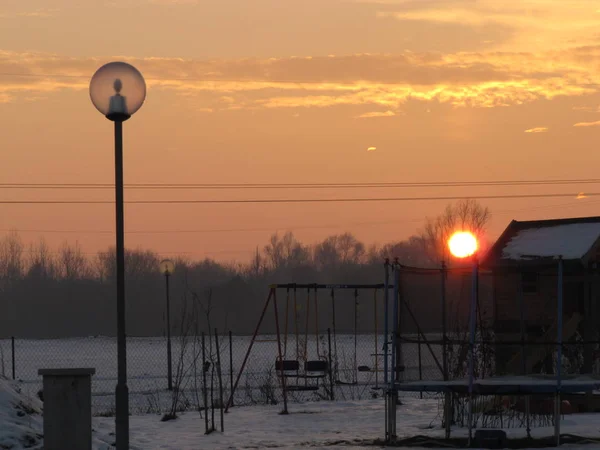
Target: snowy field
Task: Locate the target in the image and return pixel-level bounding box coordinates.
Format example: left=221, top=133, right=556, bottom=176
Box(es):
left=3, top=375, right=600, bottom=450
left=0, top=334, right=441, bottom=415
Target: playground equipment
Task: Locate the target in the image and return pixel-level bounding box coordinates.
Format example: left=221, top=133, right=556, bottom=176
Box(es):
left=387, top=256, right=600, bottom=447
left=225, top=282, right=392, bottom=413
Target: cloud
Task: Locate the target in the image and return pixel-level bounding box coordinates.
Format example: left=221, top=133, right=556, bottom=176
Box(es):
left=1, top=46, right=600, bottom=110
left=0, top=8, right=58, bottom=19
left=573, top=120, right=600, bottom=127
left=367, top=147, right=377, bottom=152
left=577, top=192, right=588, bottom=199
left=357, top=110, right=396, bottom=118
left=375, top=0, right=600, bottom=52
left=524, top=127, right=548, bottom=133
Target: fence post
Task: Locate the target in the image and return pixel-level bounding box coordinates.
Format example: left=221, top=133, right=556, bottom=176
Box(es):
left=11, top=337, right=15, bottom=380
left=214, top=329, right=224, bottom=433
left=418, top=333, right=423, bottom=399
left=327, top=328, right=334, bottom=401
left=228, top=331, right=234, bottom=408
left=202, top=332, right=209, bottom=434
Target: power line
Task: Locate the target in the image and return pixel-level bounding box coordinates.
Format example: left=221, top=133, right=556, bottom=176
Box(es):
left=0, top=192, right=596, bottom=205
left=1, top=178, right=600, bottom=190
left=2, top=198, right=598, bottom=236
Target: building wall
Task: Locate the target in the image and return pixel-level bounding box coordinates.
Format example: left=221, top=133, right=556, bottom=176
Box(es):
left=493, top=270, right=565, bottom=333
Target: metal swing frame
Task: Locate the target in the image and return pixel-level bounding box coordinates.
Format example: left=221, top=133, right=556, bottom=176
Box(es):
left=225, top=281, right=394, bottom=414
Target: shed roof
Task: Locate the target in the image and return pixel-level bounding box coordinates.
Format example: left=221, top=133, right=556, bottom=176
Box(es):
left=483, top=216, right=600, bottom=268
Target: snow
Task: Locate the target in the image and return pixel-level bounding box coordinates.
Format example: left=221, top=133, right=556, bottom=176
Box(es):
left=501, top=223, right=600, bottom=261
left=3, top=375, right=600, bottom=449
left=0, top=377, right=43, bottom=449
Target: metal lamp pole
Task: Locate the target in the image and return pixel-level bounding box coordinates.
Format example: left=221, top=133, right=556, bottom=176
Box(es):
left=113, top=115, right=129, bottom=450
left=90, top=62, right=146, bottom=450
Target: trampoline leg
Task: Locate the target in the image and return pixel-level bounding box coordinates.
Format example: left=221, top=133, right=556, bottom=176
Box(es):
left=467, top=394, right=473, bottom=446
left=444, top=392, right=451, bottom=439
left=385, top=388, right=397, bottom=443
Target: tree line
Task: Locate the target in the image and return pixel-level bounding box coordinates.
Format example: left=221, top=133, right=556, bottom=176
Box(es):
left=0, top=200, right=490, bottom=337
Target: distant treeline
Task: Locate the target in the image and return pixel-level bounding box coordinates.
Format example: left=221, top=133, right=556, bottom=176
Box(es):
left=0, top=201, right=491, bottom=338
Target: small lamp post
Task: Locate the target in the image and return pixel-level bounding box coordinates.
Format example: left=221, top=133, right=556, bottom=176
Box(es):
left=90, top=61, right=146, bottom=450
left=159, top=259, right=175, bottom=391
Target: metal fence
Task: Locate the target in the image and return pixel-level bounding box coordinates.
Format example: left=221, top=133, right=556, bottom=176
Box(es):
left=3, top=265, right=600, bottom=418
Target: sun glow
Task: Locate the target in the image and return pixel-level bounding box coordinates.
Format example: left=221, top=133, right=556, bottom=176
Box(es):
left=448, top=231, right=478, bottom=258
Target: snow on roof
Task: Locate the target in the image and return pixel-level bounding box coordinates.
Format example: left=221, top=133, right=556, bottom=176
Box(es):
left=501, top=222, right=600, bottom=261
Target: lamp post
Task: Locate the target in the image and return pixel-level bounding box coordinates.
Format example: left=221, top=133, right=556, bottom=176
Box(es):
left=159, top=259, right=175, bottom=391
left=90, top=61, right=146, bottom=450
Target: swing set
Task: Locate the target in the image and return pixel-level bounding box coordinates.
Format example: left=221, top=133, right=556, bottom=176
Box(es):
left=225, top=283, right=390, bottom=413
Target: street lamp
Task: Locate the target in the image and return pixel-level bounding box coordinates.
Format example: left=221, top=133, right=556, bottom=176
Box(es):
left=159, top=259, right=175, bottom=391
left=90, top=61, right=146, bottom=450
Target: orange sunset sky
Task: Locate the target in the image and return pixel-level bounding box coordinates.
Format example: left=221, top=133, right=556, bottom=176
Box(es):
left=3, top=0, right=600, bottom=261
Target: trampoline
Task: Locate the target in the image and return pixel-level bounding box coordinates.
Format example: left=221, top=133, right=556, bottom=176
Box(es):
left=394, top=375, right=600, bottom=395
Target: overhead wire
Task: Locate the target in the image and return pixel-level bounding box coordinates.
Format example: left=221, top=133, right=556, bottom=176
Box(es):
left=0, top=178, right=600, bottom=189
left=1, top=198, right=598, bottom=236
left=0, top=192, right=598, bottom=205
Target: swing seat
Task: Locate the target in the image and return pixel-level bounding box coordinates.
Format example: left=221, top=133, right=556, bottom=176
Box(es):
left=304, top=360, right=328, bottom=376
left=357, top=365, right=371, bottom=372
left=275, top=360, right=299, bottom=372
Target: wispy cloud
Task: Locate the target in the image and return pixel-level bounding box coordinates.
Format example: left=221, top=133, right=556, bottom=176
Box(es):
left=524, top=127, right=548, bottom=133
left=0, top=8, right=58, bottom=19
left=367, top=146, right=377, bottom=152
left=573, top=120, right=600, bottom=127
left=375, top=0, right=600, bottom=52
left=356, top=110, right=396, bottom=118
left=1, top=46, right=600, bottom=110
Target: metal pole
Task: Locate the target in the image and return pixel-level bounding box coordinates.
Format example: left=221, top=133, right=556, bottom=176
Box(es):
left=11, top=337, right=15, bottom=380
left=418, top=333, right=422, bottom=399
left=391, top=263, right=399, bottom=383
left=331, top=288, right=338, bottom=381
left=441, top=261, right=451, bottom=439
left=225, top=289, right=273, bottom=412
left=166, top=272, right=173, bottom=391
left=441, top=261, right=448, bottom=380
left=273, top=289, right=289, bottom=414
left=374, top=289, right=379, bottom=389
left=354, top=289, right=358, bottom=384
left=214, top=329, right=224, bottom=432
left=202, top=332, right=209, bottom=434
left=114, top=120, right=129, bottom=450
left=555, top=257, right=564, bottom=446
left=467, top=255, right=478, bottom=446
left=228, top=331, right=234, bottom=408
left=519, top=269, right=531, bottom=438
left=327, top=328, right=334, bottom=401
left=383, top=259, right=390, bottom=385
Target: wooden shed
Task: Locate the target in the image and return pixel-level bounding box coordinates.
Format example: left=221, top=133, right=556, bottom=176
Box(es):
left=482, top=216, right=600, bottom=376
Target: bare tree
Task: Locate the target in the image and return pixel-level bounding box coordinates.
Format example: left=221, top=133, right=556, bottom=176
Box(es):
left=58, top=241, right=91, bottom=280
left=0, top=231, right=24, bottom=287
left=313, top=233, right=365, bottom=268
left=27, top=238, right=56, bottom=279
left=263, top=232, right=310, bottom=270
left=420, top=199, right=491, bottom=265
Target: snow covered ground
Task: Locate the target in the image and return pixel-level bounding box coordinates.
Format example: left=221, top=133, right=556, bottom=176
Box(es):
left=3, top=376, right=600, bottom=450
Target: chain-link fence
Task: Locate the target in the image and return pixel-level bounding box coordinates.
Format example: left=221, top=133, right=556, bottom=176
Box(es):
left=3, top=266, right=600, bottom=420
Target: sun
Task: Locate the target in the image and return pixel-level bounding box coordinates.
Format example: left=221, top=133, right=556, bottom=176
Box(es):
left=448, top=231, right=478, bottom=258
